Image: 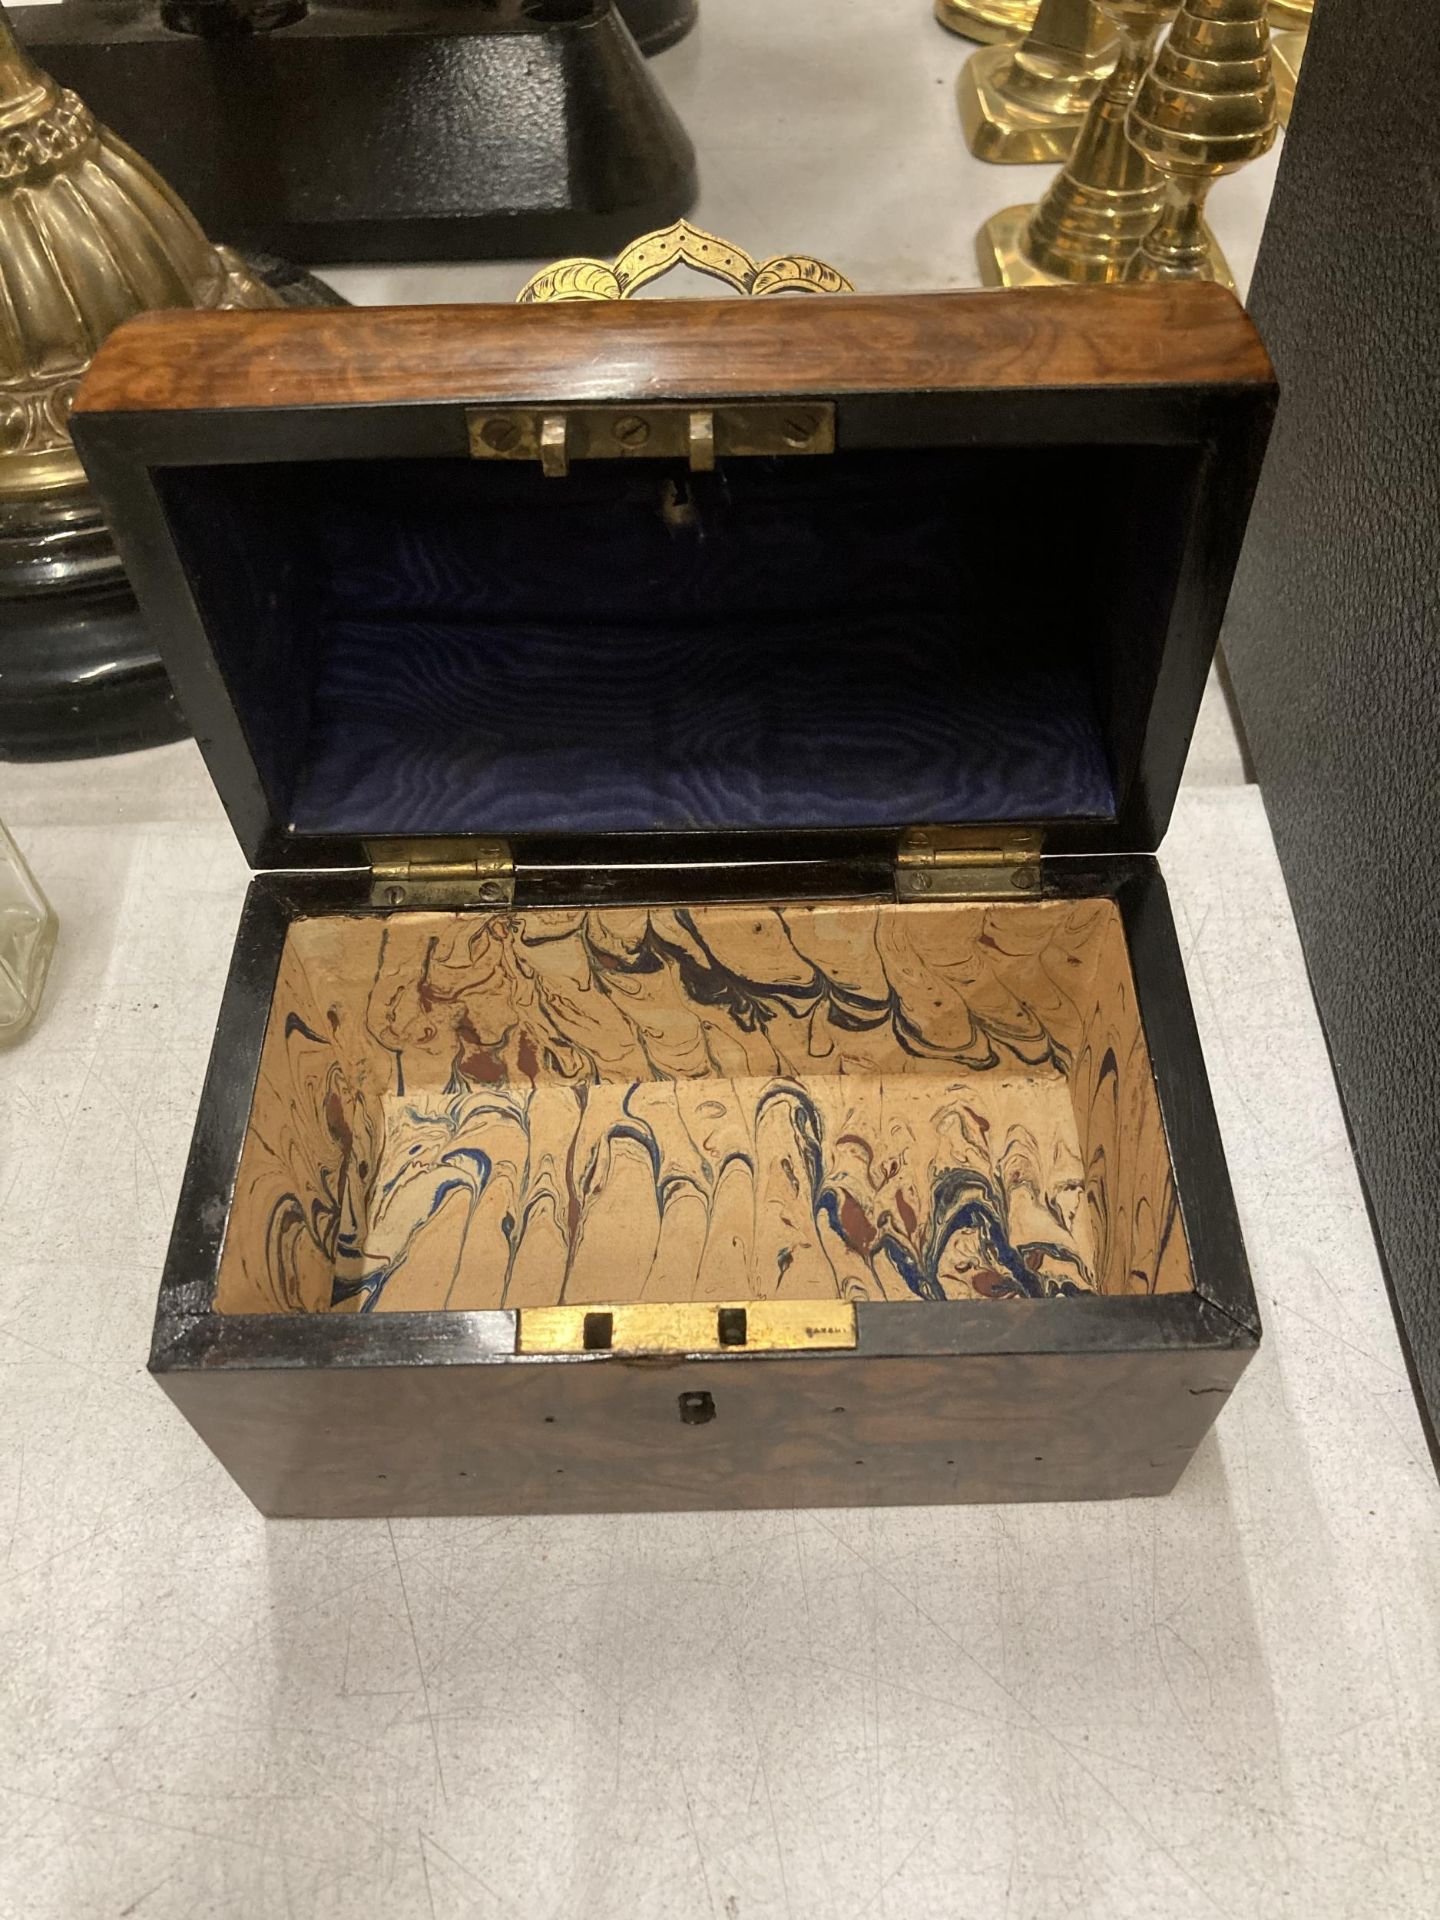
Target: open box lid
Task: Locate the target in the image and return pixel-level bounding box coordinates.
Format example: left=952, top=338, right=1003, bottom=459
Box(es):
left=73, top=284, right=1274, bottom=880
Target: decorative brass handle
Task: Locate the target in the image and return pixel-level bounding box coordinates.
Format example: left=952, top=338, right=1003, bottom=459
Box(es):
left=516, top=218, right=854, bottom=303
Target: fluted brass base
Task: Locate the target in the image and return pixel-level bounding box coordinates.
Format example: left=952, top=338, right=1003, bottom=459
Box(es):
left=934, top=0, right=1038, bottom=45
left=1272, top=29, right=1306, bottom=126
left=978, top=201, right=1231, bottom=290
left=958, top=31, right=1116, bottom=164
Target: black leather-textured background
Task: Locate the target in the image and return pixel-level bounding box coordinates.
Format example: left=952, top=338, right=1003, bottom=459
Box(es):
left=1225, top=1, right=1440, bottom=1465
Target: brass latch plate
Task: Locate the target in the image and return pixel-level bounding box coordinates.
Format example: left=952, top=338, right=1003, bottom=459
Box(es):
left=895, top=826, right=1043, bottom=900
left=468, top=401, right=836, bottom=476
left=368, top=837, right=515, bottom=909
left=517, top=1300, right=857, bottom=1356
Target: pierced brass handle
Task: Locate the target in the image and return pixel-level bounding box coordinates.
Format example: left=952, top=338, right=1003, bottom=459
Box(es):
left=516, top=218, right=854, bottom=303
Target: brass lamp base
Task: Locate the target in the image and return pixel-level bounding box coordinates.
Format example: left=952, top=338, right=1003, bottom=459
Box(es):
left=958, top=15, right=1116, bottom=164
left=0, top=255, right=341, bottom=762
left=977, top=201, right=1232, bottom=290
left=934, top=0, right=1038, bottom=45
left=1272, top=28, right=1306, bottom=126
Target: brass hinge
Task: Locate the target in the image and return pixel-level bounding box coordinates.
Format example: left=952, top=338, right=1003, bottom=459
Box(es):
left=467, top=400, right=836, bottom=477
left=367, top=837, right=515, bottom=909
left=895, top=826, right=1043, bottom=900
left=517, top=1300, right=857, bottom=1356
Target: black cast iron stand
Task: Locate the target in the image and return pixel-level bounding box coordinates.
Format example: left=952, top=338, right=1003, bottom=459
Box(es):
left=11, top=0, right=699, bottom=265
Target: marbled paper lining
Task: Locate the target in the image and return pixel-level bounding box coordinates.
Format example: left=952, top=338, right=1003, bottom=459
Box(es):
left=215, top=899, right=1192, bottom=1313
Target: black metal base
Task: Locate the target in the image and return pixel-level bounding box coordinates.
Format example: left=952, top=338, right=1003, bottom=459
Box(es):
left=618, top=0, right=698, bottom=53
left=0, top=582, right=189, bottom=763
left=0, top=259, right=341, bottom=765
left=12, top=2, right=699, bottom=266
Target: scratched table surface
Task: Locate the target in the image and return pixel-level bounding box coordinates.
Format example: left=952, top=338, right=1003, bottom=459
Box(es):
left=4, top=3, right=1439, bottom=1917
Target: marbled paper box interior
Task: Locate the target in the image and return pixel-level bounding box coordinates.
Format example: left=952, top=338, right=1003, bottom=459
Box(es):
left=219, top=896, right=1190, bottom=1316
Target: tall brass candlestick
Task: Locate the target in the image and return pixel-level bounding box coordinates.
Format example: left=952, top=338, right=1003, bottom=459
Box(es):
left=1269, top=0, right=1311, bottom=126
left=977, top=1, right=1178, bottom=286
left=935, top=0, right=1038, bottom=45
left=959, top=0, right=1118, bottom=164
left=1125, top=0, right=1276, bottom=287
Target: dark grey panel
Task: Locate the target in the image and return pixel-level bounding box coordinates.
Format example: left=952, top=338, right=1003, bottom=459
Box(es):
left=1224, top=0, right=1440, bottom=1465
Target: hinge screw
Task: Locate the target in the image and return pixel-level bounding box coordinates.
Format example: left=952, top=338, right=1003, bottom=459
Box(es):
left=783, top=413, right=816, bottom=446
left=478, top=881, right=506, bottom=904
left=385, top=885, right=406, bottom=907
left=910, top=872, right=932, bottom=893
left=613, top=415, right=651, bottom=448
left=481, top=417, right=521, bottom=453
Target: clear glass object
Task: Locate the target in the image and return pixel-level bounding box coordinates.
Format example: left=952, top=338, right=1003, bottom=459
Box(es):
left=0, top=819, right=57, bottom=1044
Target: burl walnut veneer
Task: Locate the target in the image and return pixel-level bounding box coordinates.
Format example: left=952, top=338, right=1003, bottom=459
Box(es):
left=70, top=286, right=1274, bottom=1517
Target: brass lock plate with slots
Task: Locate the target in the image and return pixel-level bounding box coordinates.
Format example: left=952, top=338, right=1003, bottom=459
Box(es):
left=467, top=400, right=836, bottom=476
left=518, top=1301, right=858, bottom=1356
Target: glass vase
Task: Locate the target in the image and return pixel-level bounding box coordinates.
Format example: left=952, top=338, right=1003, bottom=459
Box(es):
left=0, top=819, right=57, bottom=1044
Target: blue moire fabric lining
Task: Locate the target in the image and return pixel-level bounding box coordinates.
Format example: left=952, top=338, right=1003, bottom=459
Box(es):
left=290, top=614, right=1111, bottom=834
left=177, top=452, right=1119, bottom=837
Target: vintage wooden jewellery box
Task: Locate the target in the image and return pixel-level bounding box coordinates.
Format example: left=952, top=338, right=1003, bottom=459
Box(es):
left=73, top=278, right=1276, bottom=1518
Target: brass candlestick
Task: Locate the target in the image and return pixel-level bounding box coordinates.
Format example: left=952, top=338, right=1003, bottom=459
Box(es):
left=934, top=0, right=1038, bottom=46
left=977, top=1, right=1178, bottom=287
left=1269, top=1, right=1311, bottom=127
left=958, top=0, right=1118, bottom=164
left=1125, top=0, right=1276, bottom=288
left=1271, top=28, right=1306, bottom=126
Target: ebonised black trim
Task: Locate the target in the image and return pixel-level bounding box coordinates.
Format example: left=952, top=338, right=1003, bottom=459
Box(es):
left=1115, top=860, right=1259, bottom=1338
left=74, top=379, right=1275, bottom=871
left=150, top=853, right=1260, bottom=1378
left=154, top=882, right=289, bottom=1332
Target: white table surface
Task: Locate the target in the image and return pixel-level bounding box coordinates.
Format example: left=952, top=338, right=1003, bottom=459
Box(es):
left=3, top=5, right=1438, bottom=1918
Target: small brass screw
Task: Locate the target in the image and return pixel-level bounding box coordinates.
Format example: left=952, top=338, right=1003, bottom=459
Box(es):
left=478, top=881, right=505, bottom=904
left=385, top=885, right=406, bottom=907
left=481, top=417, right=522, bottom=453
left=783, top=413, right=816, bottom=446
left=613, top=415, right=651, bottom=448
left=911, top=872, right=933, bottom=893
